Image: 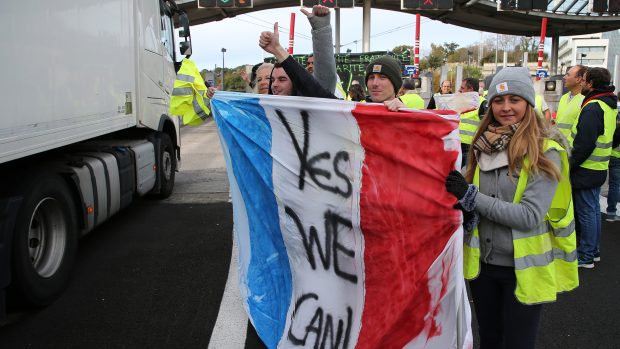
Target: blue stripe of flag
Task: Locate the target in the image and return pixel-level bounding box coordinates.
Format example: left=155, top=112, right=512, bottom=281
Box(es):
left=212, top=95, right=292, bottom=348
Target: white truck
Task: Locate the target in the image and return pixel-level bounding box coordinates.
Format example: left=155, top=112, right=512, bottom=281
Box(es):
left=0, top=0, right=192, bottom=315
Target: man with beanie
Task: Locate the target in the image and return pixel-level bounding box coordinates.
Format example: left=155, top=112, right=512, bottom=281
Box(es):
left=365, top=55, right=403, bottom=103
left=364, top=55, right=427, bottom=110
left=568, top=67, right=618, bottom=268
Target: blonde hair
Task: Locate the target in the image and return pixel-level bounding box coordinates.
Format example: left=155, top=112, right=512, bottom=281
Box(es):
left=465, top=105, right=561, bottom=183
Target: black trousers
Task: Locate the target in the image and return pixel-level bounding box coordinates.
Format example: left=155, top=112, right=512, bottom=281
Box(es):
left=469, top=263, right=543, bottom=349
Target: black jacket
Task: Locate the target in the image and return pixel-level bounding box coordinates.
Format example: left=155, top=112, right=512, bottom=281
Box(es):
left=269, top=56, right=337, bottom=99
left=570, top=85, right=618, bottom=189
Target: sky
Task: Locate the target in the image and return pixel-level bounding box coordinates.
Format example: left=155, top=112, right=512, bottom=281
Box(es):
left=185, top=7, right=488, bottom=71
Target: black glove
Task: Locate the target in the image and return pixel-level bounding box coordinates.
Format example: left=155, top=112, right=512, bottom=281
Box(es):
left=445, top=170, right=469, bottom=200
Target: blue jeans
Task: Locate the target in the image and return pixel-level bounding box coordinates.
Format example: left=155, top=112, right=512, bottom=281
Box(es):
left=607, top=157, right=620, bottom=216
left=574, top=187, right=602, bottom=261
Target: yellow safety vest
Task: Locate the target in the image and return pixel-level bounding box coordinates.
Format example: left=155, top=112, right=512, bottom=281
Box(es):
left=464, top=140, right=579, bottom=304
left=169, top=58, right=211, bottom=126
left=335, top=81, right=347, bottom=100
left=555, top=92, right=584, bottom=139
left=459, top=96, right=485, bottom=145
left=535, top=95, right=544, bottom=115
left=568, top=99, right=618, bottom=170
left=399, top=93, right=425, bottom=109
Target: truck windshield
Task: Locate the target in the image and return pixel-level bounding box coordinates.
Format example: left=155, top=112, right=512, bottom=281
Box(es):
left=161, top=10, right=175, bottom=61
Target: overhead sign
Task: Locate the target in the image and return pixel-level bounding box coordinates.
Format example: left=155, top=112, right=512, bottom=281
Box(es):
left=301, top=0, right=355, bottom=8
left=536, top=69, right=549, bottom=78
left=198, top=0, right=253, bottom=8
left=265, top=51, right=413, bottom=92
left=498, top=0, right=547, bottom=10
left=404, top=65, right=418, bottom=75
left=401, top=0, right=453, bottom=10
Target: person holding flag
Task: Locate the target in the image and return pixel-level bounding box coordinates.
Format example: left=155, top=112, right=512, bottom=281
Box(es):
left=446, top=67, right=578, bottom=349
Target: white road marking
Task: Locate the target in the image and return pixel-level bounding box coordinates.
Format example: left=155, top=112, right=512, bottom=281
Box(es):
left=207, top=234, right=249, bottom=349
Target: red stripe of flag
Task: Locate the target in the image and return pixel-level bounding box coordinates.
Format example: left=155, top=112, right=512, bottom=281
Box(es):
left=351, top=104, right=462, bottom=348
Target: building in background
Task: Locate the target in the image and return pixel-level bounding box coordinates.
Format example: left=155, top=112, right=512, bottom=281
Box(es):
left=602, top=30, right=620, bottom=76
left=558, top=33, right=609, bottom=73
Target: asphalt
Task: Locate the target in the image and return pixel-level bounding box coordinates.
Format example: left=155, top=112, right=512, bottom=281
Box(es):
left=0, top=200, right=234, bottom=348
left=0, top=201, right=618, bottom=348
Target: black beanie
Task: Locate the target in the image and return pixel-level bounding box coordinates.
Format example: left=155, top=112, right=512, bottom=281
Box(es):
left=365, top=55, right=403, bottom=95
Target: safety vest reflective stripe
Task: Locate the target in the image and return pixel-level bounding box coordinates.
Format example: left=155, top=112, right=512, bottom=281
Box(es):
left=556, top=123, right=573, bottom=130
left=176, top=74, right=195, bottom=83
left=596, top=140, right=613, bottom=148
left=568, top=99, right=617, bottom=170
left=514, top=248, right=577, bottom=270
left=551, top=220, right=575, bottom=238
left=464, top=139, right=578, bottom=304
left=461, top=119, right=480, bottom=126
left=169, top=58, right=211, bottom=126
left=193, top=98, right=209, bottom=121
left=556, top=92, right=584, bottom=139
left=172, top=87, right=194, bottom=96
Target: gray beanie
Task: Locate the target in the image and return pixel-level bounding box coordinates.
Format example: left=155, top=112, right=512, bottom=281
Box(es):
left=486, top=67, right=535, bottom=107
left=365, top=55, right=403, bottom=95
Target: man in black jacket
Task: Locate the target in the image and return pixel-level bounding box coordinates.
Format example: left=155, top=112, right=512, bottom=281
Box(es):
left=570, top=67, right=618, bottom=268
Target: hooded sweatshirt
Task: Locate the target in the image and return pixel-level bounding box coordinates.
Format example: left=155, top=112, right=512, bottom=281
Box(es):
left=570, top=85, right=618, bottom=189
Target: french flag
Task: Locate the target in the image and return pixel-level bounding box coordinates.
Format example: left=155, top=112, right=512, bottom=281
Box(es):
left=212, top=92, right=472, bottom=349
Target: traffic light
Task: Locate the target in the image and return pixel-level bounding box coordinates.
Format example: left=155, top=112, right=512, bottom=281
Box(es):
left=217, top=0, right=234, bottom=7
left=235, top=0, right=253, bottom=7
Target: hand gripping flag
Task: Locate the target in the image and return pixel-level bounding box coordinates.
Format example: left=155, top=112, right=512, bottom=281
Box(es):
left=169, top=58, right=211, bottom=125
left=212, top=92, right=473, bottom=349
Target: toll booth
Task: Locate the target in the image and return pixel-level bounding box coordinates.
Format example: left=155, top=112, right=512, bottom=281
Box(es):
left=535, top=76, right=564, bottom=115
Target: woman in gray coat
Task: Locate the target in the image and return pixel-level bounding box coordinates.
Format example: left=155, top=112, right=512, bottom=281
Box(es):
left=445, top=67, right=577, bottom=349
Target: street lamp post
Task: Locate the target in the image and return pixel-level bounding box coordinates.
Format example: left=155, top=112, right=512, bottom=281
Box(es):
left=221, top=48, right=226, bottom=90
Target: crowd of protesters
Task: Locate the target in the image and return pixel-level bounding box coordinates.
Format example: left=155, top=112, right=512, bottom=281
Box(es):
left=201, top=5, right=620, bottom=349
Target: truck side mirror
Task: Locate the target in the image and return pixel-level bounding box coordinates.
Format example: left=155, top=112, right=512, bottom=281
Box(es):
left=179, top=13, right=190, bottom=38
left=180, top=41, right=192, bottom=56
left=177, top=12, right=192, bottom=57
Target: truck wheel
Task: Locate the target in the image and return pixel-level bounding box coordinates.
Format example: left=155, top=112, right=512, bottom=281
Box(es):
left=11, top=174, right=78, bottom=306
left=155, top=133, right=176, bottom=199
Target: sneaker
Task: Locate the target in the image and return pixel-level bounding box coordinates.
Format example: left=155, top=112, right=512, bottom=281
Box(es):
left=578, top=258, right=595, bottom=269
left=606, top=214, right=620, bottom=222
left=593, top=252, right=601, bottom=262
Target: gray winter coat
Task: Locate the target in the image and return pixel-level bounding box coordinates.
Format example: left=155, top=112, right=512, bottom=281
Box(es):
left=473, top=149, right=562, bottom=267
